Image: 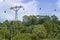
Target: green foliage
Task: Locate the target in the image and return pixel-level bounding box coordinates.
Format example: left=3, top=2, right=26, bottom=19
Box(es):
left=32, top=25, right=47, bottom=39
left=12, top=33, right=32, bottom=40
left=0, top=15, right=60, bottom=40
left=23, top=15, right=38, bottom=25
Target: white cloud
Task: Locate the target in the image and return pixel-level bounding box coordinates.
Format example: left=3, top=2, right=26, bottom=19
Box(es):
left=51, top=0, right=60, bottom=20
left=0, top=0, right=39, bottom=21
left=0, top=0, right=3, bottom=3
left=16, top=0, right=39, bottom=21
left=56, top=0, right=60, bottom=20
left=52, top=12, right=60, bottom=20
left=56, top=0, right=60, bottom=8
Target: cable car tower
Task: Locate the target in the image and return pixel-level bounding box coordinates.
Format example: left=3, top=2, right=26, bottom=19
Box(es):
left=10, top=4, right=24, bottom=21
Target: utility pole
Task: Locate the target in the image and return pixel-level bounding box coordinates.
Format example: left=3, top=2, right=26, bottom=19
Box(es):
left=10, top=5, right=24, bottom=20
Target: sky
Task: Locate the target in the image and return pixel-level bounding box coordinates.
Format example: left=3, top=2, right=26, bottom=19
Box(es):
left=0, top=0, right=60, bottom=22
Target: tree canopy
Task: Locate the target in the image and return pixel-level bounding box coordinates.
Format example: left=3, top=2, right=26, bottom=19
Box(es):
left=0, top=15, right=60, bottom=40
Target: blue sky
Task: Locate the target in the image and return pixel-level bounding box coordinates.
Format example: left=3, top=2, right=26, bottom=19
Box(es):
left=0, top=0, right=60, bottom=22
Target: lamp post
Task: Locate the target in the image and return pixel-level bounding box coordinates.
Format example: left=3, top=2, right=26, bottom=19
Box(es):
left=10, top=5, right=24, bottom=21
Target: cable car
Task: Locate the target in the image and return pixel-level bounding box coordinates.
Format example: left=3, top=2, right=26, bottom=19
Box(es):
left=4, top=11, right=6, bottom=13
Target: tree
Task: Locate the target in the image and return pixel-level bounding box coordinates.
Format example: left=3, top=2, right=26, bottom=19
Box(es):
left=12, top=33, right=32, bottom=40
left=23, top=15, right=38, bottom=26
left=32, top=25, right=47, bottom=40
left=51, top=15, right=58, bottom=23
